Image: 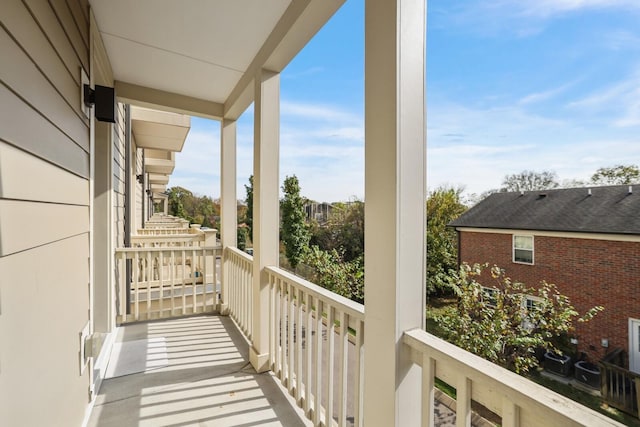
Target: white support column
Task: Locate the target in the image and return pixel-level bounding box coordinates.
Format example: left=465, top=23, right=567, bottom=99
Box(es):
left=250, top=69, right=280, bottom=373
left=363, top=0, right=426, bottom=426
left=220, top=118, right=237, bottom=314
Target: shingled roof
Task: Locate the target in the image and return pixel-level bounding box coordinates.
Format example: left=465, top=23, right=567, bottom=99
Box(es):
left=449, top=185, right=640, bottom=235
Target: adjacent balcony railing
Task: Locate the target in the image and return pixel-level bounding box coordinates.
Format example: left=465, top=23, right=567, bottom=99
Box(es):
left=115, top=226, right=221, bottom=323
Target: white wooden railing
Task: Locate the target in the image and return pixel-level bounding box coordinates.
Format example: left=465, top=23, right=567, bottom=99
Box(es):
left=131, top=233, right=205, bottom=247
left=403, top=329, right=625, bottom=427
left=265, top=266, right=365, bottom=427
left=224, top=247, right=254, bottom=339
left=136, top=228, right=196, bottom=235
left=115, top=245, right=221, bottom=323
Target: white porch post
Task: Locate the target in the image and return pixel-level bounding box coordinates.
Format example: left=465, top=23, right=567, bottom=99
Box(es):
left=250, top=69, right=280, bottom=372
left=363, top=0, right=426, bottom=425
left=220, top=118, right=237, bottom=314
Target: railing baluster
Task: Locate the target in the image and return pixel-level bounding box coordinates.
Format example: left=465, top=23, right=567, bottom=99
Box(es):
left=288, top=281, right=295, bottom=395
left=305, top=292, right=313, bottom=416
left=296, top=287, right=304, bottom=405
left=457, top=377, right=472, bottom=427
left=159, top=250, right=164, bottom=318
left=326, top=305, right=335, bottom=427
left=133, top=251, right=140, bottom=321
left=170, top=250, right=175, bottom=316
left=338, top=311, right=348, bottom=427
left=422, top=354, right=435, bottom=427
left=314, top=298, right=323, bottom=426
left=281, top=278, right=288, bottom=382
left=269, top=273, right=276, bottom=369
left=191, top=248, right=197, bottom=312
left=146, top=251, right=152, bottom=318
left=181, top=249, right=187, bottom=314
left=354, top=319, right=364, bottom=427
left=502, top=398, right=519, bottom=427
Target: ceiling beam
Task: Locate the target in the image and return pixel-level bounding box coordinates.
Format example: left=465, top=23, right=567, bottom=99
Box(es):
left=224, top=0, right=345, bottom=120
left=116, top=81, right=224, bottom=120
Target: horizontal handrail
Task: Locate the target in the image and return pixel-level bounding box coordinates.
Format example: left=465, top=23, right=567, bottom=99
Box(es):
left=264, top=266, right=364, bottom=321
left=403, top=328, right=625, bottom=427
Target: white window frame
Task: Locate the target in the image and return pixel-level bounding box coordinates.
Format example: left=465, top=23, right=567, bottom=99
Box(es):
left=482, top=286, right=498, bottom=308
left=522, top=295, right=543, bottom=331
left=513, top=234, right=534, bottom=265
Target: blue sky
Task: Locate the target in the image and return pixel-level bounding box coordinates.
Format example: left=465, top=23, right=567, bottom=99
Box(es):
left=169, top=0, right=640, bottom=202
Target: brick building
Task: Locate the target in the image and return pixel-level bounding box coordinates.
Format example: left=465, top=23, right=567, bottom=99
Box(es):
left=450, top=185, right=640, bottom=371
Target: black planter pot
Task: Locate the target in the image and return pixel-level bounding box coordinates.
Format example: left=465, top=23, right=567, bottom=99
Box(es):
left=544, top=352, right=572, bottom=377
left=574, top=361, right=601, bottom=389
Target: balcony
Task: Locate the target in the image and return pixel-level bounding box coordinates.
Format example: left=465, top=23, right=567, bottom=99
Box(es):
left=89, top=225, right=623, bottom=427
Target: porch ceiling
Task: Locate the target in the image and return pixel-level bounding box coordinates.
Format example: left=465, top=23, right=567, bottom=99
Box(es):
left=89, top=0, right=345, bottom=119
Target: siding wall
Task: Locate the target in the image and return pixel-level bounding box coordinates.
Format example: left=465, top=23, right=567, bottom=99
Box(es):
left=113, top=103, right=126, bottom=247
left=0, top=0, right=92, bottom=425
left=459, top=231, right=640, bottom=362
left=134, top=142, right=144, bottom=231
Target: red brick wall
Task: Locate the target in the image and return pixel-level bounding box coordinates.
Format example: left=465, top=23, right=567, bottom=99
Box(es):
left=459, top=230, right=640, bottom=363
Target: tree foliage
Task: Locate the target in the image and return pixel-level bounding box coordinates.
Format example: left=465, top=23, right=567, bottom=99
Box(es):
left=435, top=263, right=603, bottom=374
left=244, top=175, right=254, bottom=240
left=281, top=175, right=310, bottom=269
left=310, top=200, right=364, bottom=262
left=501, top=170, right=559, bottom=192
left=301, top=246, right=364, bottom=304
left=426, top=187, right=467, bottom=295
left=591, top=164, right=640, bottom=185
left=167, top=186, right=219, bottom=227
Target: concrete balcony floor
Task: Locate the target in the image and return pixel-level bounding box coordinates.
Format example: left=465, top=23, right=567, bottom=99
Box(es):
left=87, top=315, right=311, bottom=427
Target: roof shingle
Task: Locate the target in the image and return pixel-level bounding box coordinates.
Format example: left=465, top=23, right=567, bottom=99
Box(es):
left=449, top=185, right=640, bottom=235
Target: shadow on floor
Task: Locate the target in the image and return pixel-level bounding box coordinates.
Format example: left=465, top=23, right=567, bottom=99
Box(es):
left=88, top=315, right=310, bottom=427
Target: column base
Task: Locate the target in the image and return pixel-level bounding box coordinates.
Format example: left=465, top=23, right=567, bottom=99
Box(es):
left=249, top=346, right=270, bottom=373
left=218, top=303, right=230, bottom=316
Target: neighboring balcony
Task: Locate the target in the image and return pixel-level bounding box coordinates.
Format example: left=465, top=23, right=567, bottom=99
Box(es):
left=90, top=224, right=624, bottom=426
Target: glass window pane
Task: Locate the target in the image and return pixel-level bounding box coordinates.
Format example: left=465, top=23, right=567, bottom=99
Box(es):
left=514, top=249, right=533, bottom=263
left=514, top=236, right=533, bottom=250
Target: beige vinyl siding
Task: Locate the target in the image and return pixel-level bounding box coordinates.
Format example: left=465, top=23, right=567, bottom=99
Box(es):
left=0, top=235, right=90, bottom=426
left=113, top=103, right=127, bottom=247
left=0, top=0, right=91, bottom=425
left=1, top=0, right=89, bottom=121
left=134, top=142, right=144, bottom=231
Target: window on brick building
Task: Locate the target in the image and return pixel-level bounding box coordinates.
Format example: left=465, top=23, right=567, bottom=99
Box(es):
left=513, top=235, right=534, bottom=264
left=522, top=295, right=543, bottom=331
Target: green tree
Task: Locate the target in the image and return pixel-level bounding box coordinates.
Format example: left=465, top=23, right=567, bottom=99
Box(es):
left=310, top=200, right=364, bottom=262
left=237, top=226, right=248, bottom=251
left=435, top=263, right=603, bottom=374
left=501, top=170, right=559, bottom=192
left=280, top=175, right=310, bottom=269
left=301, top=246, right=364, bottom=304
left=244, top=175, right=254, bottom=241
left=167, top=186, right=193, bottom=219
left=426, top=187, right=467, bottom=294
left=591, top=164, right=640, bottom=185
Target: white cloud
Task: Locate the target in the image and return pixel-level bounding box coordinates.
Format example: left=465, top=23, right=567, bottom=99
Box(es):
left=437, top=0, right=640, bottom=37
left=518, top=81, right=577, bottom=105
left=566, top=69, right=640, bottom=127
left=427, top=99, right=640, bottom=196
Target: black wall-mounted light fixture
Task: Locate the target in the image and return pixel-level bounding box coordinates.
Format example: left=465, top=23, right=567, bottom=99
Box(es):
left=136, top=174, right=145, bottom=184
left=83, top=84, right=116, bottom=123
